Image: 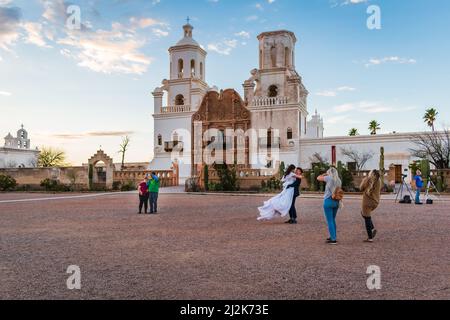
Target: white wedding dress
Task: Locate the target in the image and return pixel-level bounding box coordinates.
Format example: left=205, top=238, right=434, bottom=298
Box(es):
left=257, top=173, right=296, bottom=221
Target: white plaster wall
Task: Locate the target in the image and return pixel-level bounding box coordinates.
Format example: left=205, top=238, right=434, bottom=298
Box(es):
left=299, top=134, right=421, bottom=177
left=0, top=149, right=39, bottom=168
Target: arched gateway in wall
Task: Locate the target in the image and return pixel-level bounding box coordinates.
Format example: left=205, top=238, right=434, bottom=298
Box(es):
left=88, top=150, right=114, bottom=190
left=191, top=89, right=251, bottom=176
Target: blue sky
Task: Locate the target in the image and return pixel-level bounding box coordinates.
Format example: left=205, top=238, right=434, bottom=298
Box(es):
left=1, top=0, right=449, bottom=165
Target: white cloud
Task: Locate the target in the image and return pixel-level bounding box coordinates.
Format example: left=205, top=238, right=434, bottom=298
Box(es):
left=333, top=101, right=417, bottom=114
left=268, top=0, right=276, bottom=3
left=22, top=22, right=52, bottom=48
left=0, top=6, right=22, bottom=52
left=365, top=56, right=417, bottom=67
left=0, top=90, right=12, bottom=96
left=315, top=86, right=356, bottom=97
left=235, top=31, right=250, bottom=39
left=58, top=23, right=153, bottom=75
left=207, top=39, right=239, bottom=55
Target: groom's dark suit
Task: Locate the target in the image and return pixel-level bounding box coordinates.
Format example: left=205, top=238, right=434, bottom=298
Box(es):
left=287, top=178, right=301, bottom=221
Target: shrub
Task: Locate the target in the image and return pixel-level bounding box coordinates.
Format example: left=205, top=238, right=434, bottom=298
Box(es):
left=185, top=178, right=201, bottom=192
left=40, top=178, right=71, bottom=192
left=0, top=174, right=17, bottom=191
left=213, top=163, right=239, bottom=191
left=112, top=181, right=121, bottom=191
left=120, top=180, right=136, bottom=191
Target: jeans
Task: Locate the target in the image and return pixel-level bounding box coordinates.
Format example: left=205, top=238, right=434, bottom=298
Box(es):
left=323, top=197, right=340, bottom=241
left=415, top=189, right=421, bottom=203
left=150, top=192, right=159, bottom=213
left=363, top=216, right=375, bottom=239
left=289, top=196, right=298, bottom=221
left=139, top=194, right=149, bottom=213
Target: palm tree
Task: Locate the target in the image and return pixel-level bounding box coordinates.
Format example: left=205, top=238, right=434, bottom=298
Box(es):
left=369, top=120, right=381, bottom=135
left=348, top=128, right=359, bottom=136
left=423, top=108, right=438, bottom=131
left=38, top=147, right=68, bottom=167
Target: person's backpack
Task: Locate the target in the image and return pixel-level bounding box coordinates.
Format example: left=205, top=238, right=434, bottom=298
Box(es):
left=399, top=195, right=412, bottom=204
left=332, top=187, right=344, bottom=201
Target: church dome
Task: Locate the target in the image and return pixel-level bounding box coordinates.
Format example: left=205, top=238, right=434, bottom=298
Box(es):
left=174, top=22, right=200, bottom=47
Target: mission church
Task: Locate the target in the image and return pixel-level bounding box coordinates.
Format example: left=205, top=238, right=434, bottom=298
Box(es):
left=150, top=22, right=421, bottom=183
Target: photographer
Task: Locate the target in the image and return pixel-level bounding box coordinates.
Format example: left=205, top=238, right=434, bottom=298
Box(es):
left=414, top=169, right=424, bottom=205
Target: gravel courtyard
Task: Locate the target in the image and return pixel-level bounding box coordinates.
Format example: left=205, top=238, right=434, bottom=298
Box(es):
left=0, top=192, right=449, bottom=300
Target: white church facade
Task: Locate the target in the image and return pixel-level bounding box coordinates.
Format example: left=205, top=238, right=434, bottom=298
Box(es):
left=0, top=125, right=40, bottom=168
left=150, top=23, right=422, bottom=183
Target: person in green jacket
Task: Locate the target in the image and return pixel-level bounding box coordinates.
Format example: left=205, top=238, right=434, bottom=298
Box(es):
left=148, top=172, right=160, bottom=214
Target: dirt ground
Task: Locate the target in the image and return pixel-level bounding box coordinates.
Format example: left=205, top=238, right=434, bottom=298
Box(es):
left=0, top=192, right=449, bottom=300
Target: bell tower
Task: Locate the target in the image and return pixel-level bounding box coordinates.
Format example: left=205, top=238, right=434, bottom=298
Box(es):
left=243, top=30, right=309, bottom=168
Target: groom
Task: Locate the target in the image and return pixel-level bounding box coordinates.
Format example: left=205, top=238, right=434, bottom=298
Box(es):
left=285, top=167, right=303, bottom=225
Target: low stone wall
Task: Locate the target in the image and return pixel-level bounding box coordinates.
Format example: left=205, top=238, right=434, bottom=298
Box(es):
left=0, top=167, right=88, bottom=189
left=0, top=167, right=179, bottom=190
left=202, top=167, right=279, bottom=191
left=114, top=170, right=178, bottom=188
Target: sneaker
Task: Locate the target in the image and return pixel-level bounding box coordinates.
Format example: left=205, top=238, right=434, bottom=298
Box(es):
left=364, top=239, right=374, bottom=243
left=149, top=211, right=154, bottom=214
left=285, top=219, right=292, bottom=224
left=291, top=220, right=298, bottom=224
left=415, top=202, right=423, bottom=205
left=372, top=229, right=378, bottom=239
left=326, top=240, right=337, bottom=245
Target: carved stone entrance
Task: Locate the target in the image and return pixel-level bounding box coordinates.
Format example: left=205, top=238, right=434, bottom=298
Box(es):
left=88, top=150, right=114, bottom=190
left=191, top=89, right=251, bottom=175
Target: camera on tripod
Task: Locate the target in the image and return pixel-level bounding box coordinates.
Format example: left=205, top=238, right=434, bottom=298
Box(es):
left=401, top=174, right=407, bottom=178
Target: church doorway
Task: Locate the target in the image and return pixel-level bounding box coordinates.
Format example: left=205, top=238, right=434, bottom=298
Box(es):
left=191, top=89, right=251, bottom=176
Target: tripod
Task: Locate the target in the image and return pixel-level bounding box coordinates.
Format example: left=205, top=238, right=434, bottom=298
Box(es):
left=394, top=175, right=414, bottom=203
left=424, top=177, right=441, bottom=202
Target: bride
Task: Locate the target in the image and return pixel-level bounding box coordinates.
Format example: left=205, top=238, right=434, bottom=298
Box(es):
left=258, top=165, right=302, bottom=221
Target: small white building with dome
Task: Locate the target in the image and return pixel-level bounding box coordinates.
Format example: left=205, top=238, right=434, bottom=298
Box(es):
left=0, top=125, right=40, bottom=168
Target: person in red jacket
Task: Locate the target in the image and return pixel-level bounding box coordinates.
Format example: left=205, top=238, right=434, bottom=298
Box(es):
left=137, top=176, right=150, bottom=214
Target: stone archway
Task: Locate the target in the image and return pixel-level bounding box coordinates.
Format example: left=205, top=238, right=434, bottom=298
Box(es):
left=88, top=150, right=114, bottom=190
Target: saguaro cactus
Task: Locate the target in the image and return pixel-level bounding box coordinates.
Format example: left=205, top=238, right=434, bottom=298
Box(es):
left=379, top=147, right=385, bottom=176
left=204, top=165, right=209, bottom=191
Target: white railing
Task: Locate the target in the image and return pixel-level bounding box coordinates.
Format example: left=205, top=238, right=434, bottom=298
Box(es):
left=251, top=96, right=289, bottom=107
left=161, top=105, right=191, bottom=113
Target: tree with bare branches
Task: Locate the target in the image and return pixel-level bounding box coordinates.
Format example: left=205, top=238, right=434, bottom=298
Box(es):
left=309, top=152, right=329, bottom=166
left=409, top=129, right=450, bottom=169
left=340, top=147, right=374, bottom=171
left=118, top=136, right=131, bottom=170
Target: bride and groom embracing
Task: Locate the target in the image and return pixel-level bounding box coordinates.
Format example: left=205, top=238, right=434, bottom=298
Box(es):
left=258, top=165, right=304, bottom=224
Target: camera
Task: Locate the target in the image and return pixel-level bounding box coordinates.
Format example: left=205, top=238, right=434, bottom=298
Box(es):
left=402, top=174, right=407, bottom=178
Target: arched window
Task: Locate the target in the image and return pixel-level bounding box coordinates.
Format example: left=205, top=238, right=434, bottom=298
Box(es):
left=190, top=59, right=195, bottom=76
left=175, top=94, right=184, bottom=106
left=178, top=59, right=184, bottom=78
left=268, top=85, right=278, bottom=98
left=200, top=62, right=203, bottom=78
left=173, top=132, right=179, bottom=142
left=287, top=128, right=293, bottom=140
left=285, top=47, right=290, bottom=67
left=271, top=46, right=277, bottom=68
left=157, top=134, right=162, bottom=146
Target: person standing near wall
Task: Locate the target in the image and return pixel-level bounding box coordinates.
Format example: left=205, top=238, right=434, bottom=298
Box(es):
left=414, top=169, right=424, bottom=205
left=148, top=172, right=160, bottom=214
left=359, top=170, right=382, bottom=243
left=317, top=167, right=342, bottom=245
left=138, top=177, right=149, bottom=214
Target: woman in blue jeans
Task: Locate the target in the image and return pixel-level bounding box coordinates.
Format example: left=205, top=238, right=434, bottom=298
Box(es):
left=318, top=167, right=342, bottom=245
